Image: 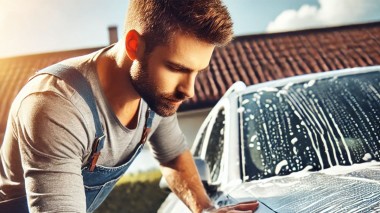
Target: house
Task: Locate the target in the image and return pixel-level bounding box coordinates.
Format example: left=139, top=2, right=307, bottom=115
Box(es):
left=1, top=22, right=379, bottom=145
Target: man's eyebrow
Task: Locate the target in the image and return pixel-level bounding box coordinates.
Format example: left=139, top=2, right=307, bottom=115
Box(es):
left=165, top=61, right=209, bottom=73
left=165, top=61, right=193, bottom=72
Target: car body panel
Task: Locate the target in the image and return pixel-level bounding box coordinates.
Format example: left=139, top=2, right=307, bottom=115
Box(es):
left=218, top=161, right=380, bottom=212
left=159, top=66, right=380, bottom=213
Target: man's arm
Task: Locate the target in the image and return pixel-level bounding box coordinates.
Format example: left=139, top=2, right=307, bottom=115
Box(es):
left=160, top=149, right=214, bottom=212
left=160, top=150, right=259, bottom=213
left=16, top=92, right=89, bottom=212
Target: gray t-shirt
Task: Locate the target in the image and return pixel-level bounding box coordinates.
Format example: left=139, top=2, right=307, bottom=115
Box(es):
left=0, top=47, right=188, bottom=211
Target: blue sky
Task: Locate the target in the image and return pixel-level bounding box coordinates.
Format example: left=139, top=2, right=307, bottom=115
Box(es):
left=0, top=0, right=379, bottom=58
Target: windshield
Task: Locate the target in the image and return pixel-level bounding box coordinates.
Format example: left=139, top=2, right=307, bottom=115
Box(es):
left=240, top=71, right=380, bottom=181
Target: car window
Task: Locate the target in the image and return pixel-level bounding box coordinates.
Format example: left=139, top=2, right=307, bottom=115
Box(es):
left=205, top=108, right=225, bottom=183
left=193, top=120, right=210, bottom=157
left=239, top=71, right=380, bottom=181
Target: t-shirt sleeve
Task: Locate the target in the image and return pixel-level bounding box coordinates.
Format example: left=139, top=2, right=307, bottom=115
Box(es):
left=15, top=92, right=91, bottom=212
left=149, top=113, right=188, bottom=163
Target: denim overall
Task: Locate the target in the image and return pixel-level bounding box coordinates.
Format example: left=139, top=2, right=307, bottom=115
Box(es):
left=0, top=64, right=155, bottom=212
left=81, top=107, right=154, bottom=212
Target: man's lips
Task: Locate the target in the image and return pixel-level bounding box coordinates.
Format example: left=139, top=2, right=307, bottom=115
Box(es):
left=165, top=98, right=184, bottom=105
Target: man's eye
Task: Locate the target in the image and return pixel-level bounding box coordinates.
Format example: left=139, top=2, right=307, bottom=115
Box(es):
left=172, top=67, right=182, bottom=72
left=168, top=65, right=183, bottom=72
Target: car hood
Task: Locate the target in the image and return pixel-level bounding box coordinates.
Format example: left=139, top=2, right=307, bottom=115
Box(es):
left=217, top=161, right=380, bottom=213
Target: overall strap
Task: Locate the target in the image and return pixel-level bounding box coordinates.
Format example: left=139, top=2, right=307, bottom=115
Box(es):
left=140, top=108, right=155, bottom=145
left=35, top=64, right=105, bottom=171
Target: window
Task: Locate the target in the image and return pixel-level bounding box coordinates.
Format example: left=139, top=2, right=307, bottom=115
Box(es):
left=241, top=71, right=380, bottom=181
left=205, top=108, right=225, bottom=183
left=193, top=120, right=210, bottom=157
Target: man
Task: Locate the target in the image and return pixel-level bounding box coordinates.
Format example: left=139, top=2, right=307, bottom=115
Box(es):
left=0, top=0, right=258, bottom=212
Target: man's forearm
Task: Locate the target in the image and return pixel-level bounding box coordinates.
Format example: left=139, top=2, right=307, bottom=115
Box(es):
left=160, top=149, right=213, bottom=213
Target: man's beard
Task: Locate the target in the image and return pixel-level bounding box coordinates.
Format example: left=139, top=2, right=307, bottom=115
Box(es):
left=129, top=59, right=187, bottom=117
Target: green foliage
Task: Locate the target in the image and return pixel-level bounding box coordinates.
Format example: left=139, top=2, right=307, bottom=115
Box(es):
left=95, top=169, right=170, bottom=213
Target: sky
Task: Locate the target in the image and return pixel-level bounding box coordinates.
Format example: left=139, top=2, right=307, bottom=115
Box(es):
left=0, top=0, right=380, bottom=59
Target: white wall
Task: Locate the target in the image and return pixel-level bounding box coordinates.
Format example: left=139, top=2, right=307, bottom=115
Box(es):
left=130, top=108, right=212, bottom=173
left=176, top=108, right=212, bottom=148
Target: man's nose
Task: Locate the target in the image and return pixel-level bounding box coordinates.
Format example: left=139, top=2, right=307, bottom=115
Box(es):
left=177, top=74, right=196, bottom=99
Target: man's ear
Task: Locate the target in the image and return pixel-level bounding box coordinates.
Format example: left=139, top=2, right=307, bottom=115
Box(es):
left=125, top=30, right=145, bottom=61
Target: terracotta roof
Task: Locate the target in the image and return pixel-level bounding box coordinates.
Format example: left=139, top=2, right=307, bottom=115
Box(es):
left=181, top=22, right=380, bottom=111
left=1, top=22, right=380, bottom=140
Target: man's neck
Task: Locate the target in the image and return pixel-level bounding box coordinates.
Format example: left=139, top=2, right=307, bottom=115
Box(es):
left=96, top=43, right=142, bottom=129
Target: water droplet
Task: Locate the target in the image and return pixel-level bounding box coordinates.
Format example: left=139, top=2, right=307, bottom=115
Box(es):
left=242, top=99, right=250, bottom=105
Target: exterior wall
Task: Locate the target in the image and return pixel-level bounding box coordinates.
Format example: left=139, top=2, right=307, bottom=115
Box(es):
left=128, top=108, right=212, bottom=173
left=176, top=108, right=212, bottom=148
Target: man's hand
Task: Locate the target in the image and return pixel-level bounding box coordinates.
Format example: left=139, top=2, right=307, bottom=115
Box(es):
left=160, top=150, right=259, bottom=213
left=203, top=201, right=259, bottom=213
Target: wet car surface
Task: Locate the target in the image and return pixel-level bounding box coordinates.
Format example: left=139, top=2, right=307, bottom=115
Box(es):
left=159, top=66, right=380, bottom=213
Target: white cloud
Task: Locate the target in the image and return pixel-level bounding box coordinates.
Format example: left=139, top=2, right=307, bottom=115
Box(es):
left=266, top=0, right=380, bottom=32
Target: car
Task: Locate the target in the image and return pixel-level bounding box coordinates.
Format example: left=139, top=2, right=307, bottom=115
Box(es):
left=158, top=65, right=380, bottom=213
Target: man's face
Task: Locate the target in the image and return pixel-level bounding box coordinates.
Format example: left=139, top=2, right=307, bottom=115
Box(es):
left=129, top=33, right=215, bottom=117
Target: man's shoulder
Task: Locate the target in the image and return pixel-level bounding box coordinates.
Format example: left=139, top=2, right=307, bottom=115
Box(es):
left=15, top=50, right=97, bottom=106
left=16, top=72, right=77, bottom=104
left=9, top=70, right=97, bottom=152
left=10, top=63, right=95, bottom=123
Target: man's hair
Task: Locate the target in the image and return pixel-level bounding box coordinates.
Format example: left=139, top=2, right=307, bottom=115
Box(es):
left=124, top=0, right=234, bottom=53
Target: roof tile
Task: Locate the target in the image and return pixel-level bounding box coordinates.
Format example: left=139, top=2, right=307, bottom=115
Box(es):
left=1, top=23, right=380, bottom=140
